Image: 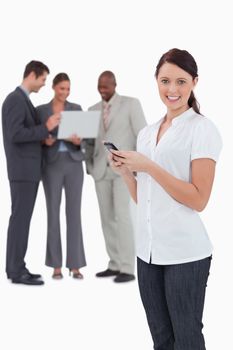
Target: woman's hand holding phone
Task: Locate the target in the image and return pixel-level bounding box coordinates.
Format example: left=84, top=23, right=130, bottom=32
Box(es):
left=103, top=141, right=128, bottom=175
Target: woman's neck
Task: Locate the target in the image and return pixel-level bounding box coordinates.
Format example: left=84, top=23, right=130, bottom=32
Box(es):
left=52, top=98, right=65, bottom=113
left=166, top=105, right=189, bottom=122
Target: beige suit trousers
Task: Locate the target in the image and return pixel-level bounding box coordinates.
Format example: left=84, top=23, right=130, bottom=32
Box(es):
left=95, top=167, right=135, bottom=274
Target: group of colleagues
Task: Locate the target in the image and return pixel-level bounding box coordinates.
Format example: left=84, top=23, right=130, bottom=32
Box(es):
left=2, top=48, right=222, bottom=350
left=2, top=63, right=145, bottom=285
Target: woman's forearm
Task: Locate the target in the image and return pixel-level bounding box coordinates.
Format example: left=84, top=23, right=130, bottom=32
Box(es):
left=145, top=160, right=214, bottom=212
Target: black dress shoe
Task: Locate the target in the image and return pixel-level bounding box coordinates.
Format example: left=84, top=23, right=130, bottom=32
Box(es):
left=96, top=269, right=120, bottom=277
left=7, top=272, right=42, bottom=279
left=28, top=272, right=42, bottom=279
left=114, top=273, right=135, bottom=283
left=11, top=273, right=44, bottom=285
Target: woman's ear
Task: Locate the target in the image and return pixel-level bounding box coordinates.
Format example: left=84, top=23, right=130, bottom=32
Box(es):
left=193, top=77, right=198, bottom=88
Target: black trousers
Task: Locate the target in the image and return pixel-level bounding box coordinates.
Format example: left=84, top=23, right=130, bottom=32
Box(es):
left=6, top=181, right=39, bottom=278
left=137, top=256, right=211, bottom=350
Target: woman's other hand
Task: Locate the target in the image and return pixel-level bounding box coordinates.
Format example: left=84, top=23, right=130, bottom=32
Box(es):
left=67, top=134, right=82, bottom=145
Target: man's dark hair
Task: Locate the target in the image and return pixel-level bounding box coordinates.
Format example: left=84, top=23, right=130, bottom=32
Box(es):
left=23, top=60, right=50, bottom=79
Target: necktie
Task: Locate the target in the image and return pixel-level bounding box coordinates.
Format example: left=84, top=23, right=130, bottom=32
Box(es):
left=103, top=102, right=111, bottom=131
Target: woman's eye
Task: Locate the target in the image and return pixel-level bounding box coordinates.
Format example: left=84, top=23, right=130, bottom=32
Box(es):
left=161, top=79, right=169, bottom=84
left=177, top=80, right=186, bottom=85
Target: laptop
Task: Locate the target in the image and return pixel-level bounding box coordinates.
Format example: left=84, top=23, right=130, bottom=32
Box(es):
left=57, top=111, right=101, bottom=139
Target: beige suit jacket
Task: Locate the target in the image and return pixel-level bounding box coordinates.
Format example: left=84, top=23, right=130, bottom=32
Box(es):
left=86, top=93, right=146, bottom=181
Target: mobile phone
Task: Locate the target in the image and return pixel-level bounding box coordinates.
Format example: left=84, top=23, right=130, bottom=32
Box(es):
left=103, top=142, right=119, bottom=151
left=103, top=142, right=125, bottom=159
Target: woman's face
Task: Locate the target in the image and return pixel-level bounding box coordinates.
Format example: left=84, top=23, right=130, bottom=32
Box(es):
left=53, top=80, right=70, bottom=102
left=156, top=62, right=198, bottom=115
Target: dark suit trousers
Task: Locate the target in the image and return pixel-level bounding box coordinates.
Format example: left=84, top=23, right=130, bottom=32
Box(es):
left=6, top=181, right=39, bottom=278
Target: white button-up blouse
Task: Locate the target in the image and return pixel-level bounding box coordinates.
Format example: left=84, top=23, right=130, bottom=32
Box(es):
left=136, top=108, right=222, bottom=265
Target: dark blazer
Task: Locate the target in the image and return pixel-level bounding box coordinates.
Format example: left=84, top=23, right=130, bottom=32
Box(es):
left=36, top=101, right=84, bottom=163
left=2, top=87, right=49, bottom=181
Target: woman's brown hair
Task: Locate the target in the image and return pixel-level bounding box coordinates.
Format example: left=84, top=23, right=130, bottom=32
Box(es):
left=53, top=73, right=70, bottom=86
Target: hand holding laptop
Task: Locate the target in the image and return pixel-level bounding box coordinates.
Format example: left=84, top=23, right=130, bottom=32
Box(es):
left=46, top=112, right=61, bottom=131
left=66, top=134, right=82, bottom=145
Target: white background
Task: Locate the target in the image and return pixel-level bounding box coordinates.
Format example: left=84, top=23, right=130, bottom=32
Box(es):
left=0, top=1, right=232, bottom=349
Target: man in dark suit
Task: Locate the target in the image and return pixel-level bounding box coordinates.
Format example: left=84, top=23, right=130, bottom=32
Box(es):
left=2, top=60, right=60, bottom=285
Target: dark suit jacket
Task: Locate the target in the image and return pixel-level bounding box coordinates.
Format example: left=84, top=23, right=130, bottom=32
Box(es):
left=2, top=87, right=49, bottom=181
left=36, top=101, right=84, bottom=164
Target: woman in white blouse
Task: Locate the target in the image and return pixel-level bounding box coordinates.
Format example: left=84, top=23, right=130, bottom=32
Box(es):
left=110, top=48, right=222, bottom=350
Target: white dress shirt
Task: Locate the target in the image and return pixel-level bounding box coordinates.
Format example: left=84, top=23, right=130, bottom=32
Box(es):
left=136, top=108, right=222, bottom=265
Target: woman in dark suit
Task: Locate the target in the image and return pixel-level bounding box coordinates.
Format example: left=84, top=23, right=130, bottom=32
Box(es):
left=37, top=73, right=86, bottom=279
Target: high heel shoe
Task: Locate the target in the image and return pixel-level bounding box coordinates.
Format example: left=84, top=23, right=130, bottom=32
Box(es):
left=69, top=269, right=84, bottom=279
left=52, top=269, right=63, bottom=279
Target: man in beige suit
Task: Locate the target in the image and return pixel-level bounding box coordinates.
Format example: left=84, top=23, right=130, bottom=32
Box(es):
left=86, top=71, right=146, bottom=283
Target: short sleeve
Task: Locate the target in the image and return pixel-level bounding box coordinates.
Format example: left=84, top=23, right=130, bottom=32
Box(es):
left=191, top=118, right=223, bottom=162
